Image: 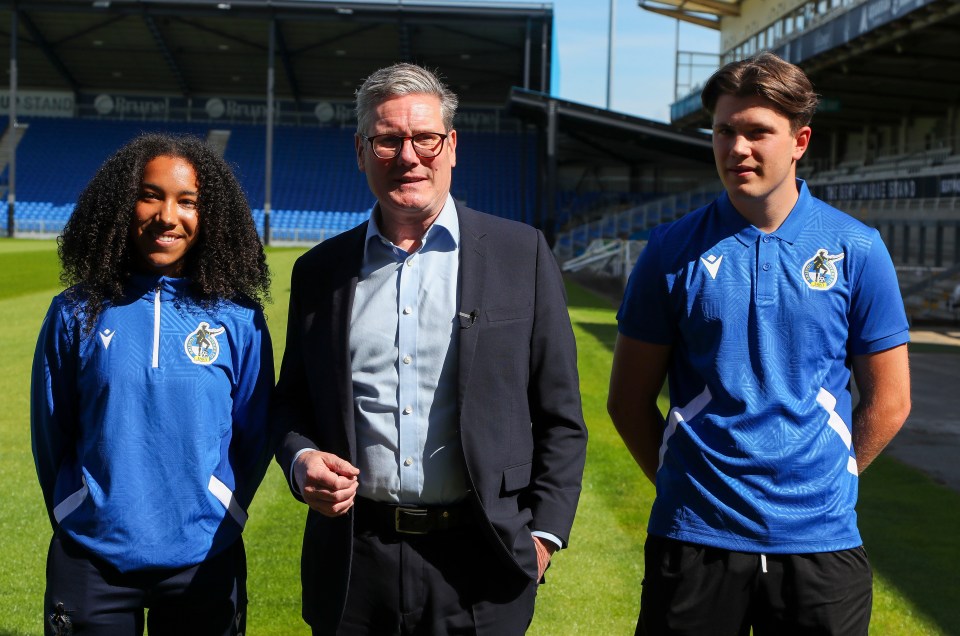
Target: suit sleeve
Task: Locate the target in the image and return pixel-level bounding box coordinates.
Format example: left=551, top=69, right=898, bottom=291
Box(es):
left=229, top=307, right=277, bottom=509
left=526, top=230, right=588, bottom=547
left=30, top=299, right=78, bottom=529
left=273, top=257, right=320, bottom=500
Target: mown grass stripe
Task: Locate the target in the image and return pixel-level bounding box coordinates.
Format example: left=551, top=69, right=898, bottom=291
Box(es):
left=0, top=241, right=63, bottom=301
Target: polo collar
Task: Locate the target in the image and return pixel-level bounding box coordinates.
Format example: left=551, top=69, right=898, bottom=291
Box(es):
left=719, top=178, right=810, bottom=247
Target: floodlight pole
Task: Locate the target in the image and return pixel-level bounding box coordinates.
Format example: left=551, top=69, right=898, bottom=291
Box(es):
left=544, top=99, right=557, bottom=246
left=264, top=18, right=275, bottom=246
left=523, top=17, right=531, bottom=89
left=606, top=0, right=615, bottom=110
left=673, top=19, right=680, bottom=101
left=7, top=4, right=18, bottom=238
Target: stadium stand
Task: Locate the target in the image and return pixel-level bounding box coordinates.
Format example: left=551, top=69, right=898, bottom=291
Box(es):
left=7, top=0, right=956, bottom=324
left=607, top=0, right=960, bottom=323
left=0, top=117, right=539, bottom=241
left=0, top=0, right=555, bottom=243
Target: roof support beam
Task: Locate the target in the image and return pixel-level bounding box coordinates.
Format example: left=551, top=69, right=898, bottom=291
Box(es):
left=142, top=12, right=191, bottom=97
left=292, top=23, right=379, bottom=56
left=639, top=5, right=720, bottom=30
left=175, top=17, right=265, bottom=52
left=274, top=20, right=302, bottom=105
left=398, top=19, right=411, bottom=62
left=18, top=10, right=80, bottom=93
left=52, top=14, right=127, bottom=46
left=676, top=0, right=739, bottom=16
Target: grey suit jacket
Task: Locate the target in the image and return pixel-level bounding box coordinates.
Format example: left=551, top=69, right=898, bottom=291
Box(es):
left=274, top=203, right=587, bottom=630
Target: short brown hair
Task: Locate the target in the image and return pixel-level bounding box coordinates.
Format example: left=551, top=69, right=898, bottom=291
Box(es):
left=701, top=52, right=819, bottom=130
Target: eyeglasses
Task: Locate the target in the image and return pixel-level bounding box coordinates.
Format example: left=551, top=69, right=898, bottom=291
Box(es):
left=361, top=132, right=448, bottom=159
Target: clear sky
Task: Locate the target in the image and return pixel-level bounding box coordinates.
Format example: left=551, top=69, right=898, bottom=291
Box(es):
left=550, top=0, right=720, bottom=123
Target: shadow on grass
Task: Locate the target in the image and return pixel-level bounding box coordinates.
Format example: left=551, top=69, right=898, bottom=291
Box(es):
left=577, top=322, right=618, bottom=355
left=909, top=342, right=960, bottom=354
left=859, top=456, right=960, bottom=633
left=565, top=279, right=618, bottom=311
left=0, top=630, right=32, bottom=636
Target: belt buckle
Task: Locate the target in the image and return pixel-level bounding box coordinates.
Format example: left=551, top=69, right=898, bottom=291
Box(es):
left=395, top=506, right=430, bottom=535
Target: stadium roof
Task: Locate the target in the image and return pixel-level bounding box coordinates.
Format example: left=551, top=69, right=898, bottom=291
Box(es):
left=510, top=87, right=714, bottom=167
left=0, top=0, right=554, bottom=106
left=638, top=0, right=740, bottom=30
left=799, top=0, right=960, bottom=129
left=668, top=0, right=960, bottom=130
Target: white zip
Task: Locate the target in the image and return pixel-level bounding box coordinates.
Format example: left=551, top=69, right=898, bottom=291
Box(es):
left=760, top=553, right=768, bottom=573
left=152, top=286, right=161, bottom=368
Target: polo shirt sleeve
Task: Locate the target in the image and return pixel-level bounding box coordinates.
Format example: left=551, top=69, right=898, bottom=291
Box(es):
left=617, top=228, right=674, bottom=345
left=847, top=229, right=910, bottom=355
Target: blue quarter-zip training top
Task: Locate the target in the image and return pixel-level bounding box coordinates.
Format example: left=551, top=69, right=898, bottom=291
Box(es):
left=31, top=274, right=275, bottom=572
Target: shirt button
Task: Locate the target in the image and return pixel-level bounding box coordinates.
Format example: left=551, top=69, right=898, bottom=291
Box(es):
left=403, top=306, right=413, bottom=315
left=403, top=405, right=412, bottom=414
left=404, top=457, right=413, bottom=467
left=402, top=355, right=412, bottom=364
left=763, top=236, right=771, bottom=243
left=762, top=263, right=771, bottom=271
left=406, top=258, right=415, bottom=267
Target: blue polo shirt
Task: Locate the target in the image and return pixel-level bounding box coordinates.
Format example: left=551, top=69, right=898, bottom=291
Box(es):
left=618, top=180, right=909, bottom=553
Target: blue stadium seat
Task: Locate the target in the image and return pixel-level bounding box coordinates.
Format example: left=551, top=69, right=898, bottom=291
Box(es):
left=10, top=118, right=538, bottom=242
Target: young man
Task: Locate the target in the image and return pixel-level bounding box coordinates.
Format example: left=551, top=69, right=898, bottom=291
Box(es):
left=608, top=52, right=911, bottom=635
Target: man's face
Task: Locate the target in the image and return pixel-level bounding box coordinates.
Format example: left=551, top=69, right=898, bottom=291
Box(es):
left=355, top=93, right=457, bottom=224
left=712, top=93, right=810, bottom=210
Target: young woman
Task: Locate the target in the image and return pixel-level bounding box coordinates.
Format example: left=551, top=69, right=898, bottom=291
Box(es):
left=31, top=133, right=275, bottom=635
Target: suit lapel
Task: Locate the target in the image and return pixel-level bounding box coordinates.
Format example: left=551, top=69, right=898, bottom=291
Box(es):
left=456, top=205, right=486, bottom=412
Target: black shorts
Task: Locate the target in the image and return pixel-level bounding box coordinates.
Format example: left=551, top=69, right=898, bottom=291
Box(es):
left=637, top=535, right=872, bottom=636
left=44, top=531, right=247, bottom=636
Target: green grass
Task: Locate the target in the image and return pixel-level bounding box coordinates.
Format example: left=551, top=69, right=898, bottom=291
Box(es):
left=0, top=239, right=61, bottom=301
left=0, top=238, right=958, bottom=635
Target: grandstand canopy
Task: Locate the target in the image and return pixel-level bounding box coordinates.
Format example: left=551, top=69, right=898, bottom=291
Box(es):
left=509, top=88, right=716, bottom=243
left=799, top=1, right=960, bottom=130
left=669, top=0, right=960, bottom=131
left=638, top=0, right=740, bottom=31
left=1, top=0, right=554, bottom=108
left=510, top=88, right=713, bottom=167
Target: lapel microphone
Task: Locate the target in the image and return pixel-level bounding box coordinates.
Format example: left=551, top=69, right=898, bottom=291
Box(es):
left=458, top=309, right=479, bottom=329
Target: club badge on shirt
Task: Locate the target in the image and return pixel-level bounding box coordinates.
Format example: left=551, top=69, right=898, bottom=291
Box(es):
left=801, top=248, right=845, bottom=290
left=184, top=322, right=226, bottom=365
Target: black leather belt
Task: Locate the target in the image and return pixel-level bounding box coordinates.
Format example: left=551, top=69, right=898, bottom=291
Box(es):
left=353, top=497, right=472, bottom=535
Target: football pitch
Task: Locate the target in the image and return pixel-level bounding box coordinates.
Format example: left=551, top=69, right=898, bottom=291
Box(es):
left=0, top=238, right=957, bottom=634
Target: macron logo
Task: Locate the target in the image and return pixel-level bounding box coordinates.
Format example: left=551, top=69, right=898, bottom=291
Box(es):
left=700, top=254, right=723, bottom=279
left=98, top=329, right=116, bottom=350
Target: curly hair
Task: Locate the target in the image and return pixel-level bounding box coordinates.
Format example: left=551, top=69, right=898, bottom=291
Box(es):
left=59, top=133, right=270, bottom=333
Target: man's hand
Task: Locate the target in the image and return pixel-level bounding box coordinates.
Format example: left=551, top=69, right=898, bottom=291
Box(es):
left=533, top=535, right=557, bottom=581
left=294, top=450, right=360, bottom=517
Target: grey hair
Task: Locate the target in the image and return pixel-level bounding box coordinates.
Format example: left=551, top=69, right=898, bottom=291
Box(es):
left=355, top=63, right=459, bottom=134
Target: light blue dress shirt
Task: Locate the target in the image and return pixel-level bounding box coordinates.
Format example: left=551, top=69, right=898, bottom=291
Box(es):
left=291, top=194, right=561, bottom=549
left=351, top=195, right=469, bottom=504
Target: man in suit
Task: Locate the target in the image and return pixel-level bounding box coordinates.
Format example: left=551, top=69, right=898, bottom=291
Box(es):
left=274, top=63, right=587, bottom=635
